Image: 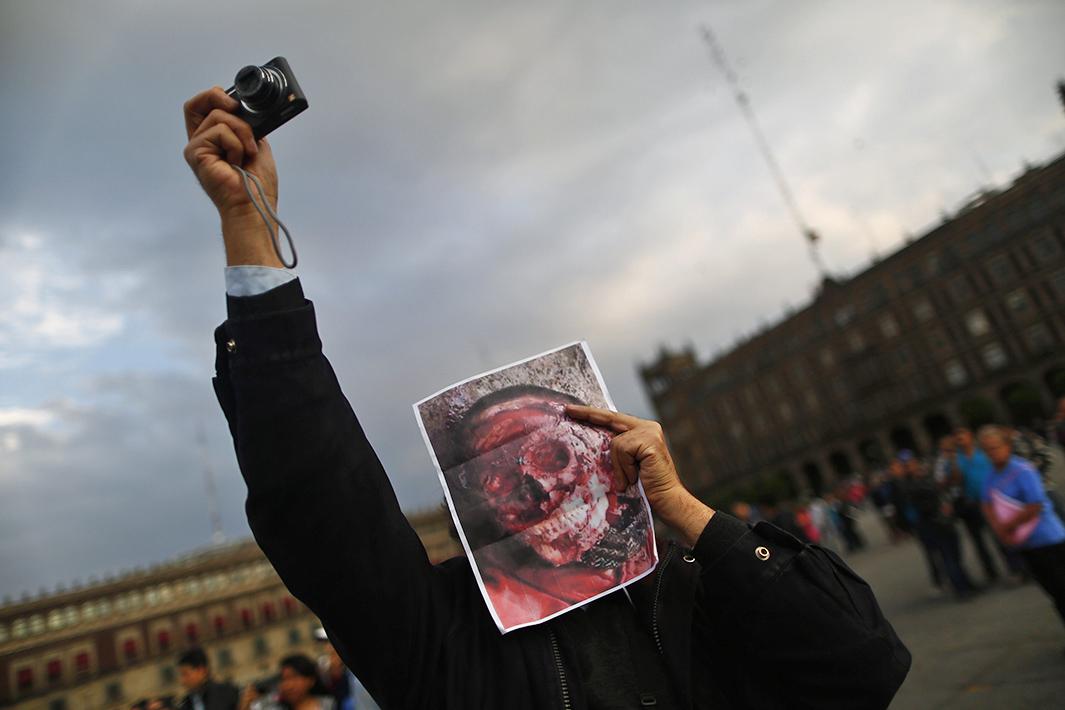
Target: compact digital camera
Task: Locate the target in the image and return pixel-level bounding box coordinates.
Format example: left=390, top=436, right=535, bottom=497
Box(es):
left=225, top=56, right=308, bottom=139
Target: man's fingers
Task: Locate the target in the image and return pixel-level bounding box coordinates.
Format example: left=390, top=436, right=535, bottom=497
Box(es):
left=183, top=86, right=240, bottom=139
left=609, top=441, right=628, bottom=491
left=610, top=431, right=641, bottom=488
left=564, top=404, right=641, bottom=432
left=192, top=109, right=258, bottom=157
left=186, top=124, right=245, bottom=168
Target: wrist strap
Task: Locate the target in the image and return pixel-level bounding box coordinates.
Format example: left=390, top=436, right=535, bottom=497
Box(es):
left=230, top=163, right=298, bottom=268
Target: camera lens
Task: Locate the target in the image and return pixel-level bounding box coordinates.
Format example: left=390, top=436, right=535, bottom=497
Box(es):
left=234, top=65, right=287, bottom=113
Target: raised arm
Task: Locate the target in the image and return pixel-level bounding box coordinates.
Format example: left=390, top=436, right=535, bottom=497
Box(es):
left=183, top=88, right=469, bottom=706
left=566, top=405, right=910, bottom=708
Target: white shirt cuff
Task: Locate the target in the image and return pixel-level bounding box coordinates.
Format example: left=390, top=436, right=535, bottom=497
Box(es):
left=225, top=265, right=297, bottom=297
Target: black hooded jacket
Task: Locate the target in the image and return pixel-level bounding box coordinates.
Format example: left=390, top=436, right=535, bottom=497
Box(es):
left=212, top=279, right=910, bottom=709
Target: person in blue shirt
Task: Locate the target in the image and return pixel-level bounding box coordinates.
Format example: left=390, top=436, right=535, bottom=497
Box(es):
left=949, top=429, right=1002, bottom=583
left=979, top=425, right=1065, bottom=635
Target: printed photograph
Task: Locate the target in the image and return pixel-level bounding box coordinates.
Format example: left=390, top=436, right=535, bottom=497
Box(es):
left=415, top=342, right=657, bottom=632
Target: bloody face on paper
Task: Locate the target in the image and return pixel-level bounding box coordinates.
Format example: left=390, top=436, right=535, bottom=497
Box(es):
left=449, top=385, right=655, bottom=629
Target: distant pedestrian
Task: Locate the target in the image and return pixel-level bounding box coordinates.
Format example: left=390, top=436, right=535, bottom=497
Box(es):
left=954, top=427, right=1013, bottom=582
left=241, top=655, right=335, bottom=710
left=1012, top=426, right=1065, bottom=522
left=980, top=426, right=1065, bottom=634
left=904, top=452, right=977, bottom=600
left=1047, top=396, right=1065, bottom=449
left=177, top=648, right=238, bottom=710
left=758, top=495, right=812, bottom=543
left=832, top=486, right=866, bottom=553
left=869, top=471, right=904, bottom=543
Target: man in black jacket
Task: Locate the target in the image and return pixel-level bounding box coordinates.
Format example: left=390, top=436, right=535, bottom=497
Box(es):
left=176, top=648, right=238, bottom=710
left=183, top=86, right=910, bottom=708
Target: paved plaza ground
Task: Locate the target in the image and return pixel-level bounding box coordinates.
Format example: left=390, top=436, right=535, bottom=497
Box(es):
left=841, top=455, right=1065, bottom=709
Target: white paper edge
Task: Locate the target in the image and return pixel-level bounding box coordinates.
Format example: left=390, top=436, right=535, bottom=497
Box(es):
left=412, top=340, right=659, bottom=634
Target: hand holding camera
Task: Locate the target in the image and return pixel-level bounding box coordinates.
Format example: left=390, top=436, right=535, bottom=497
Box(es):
left=182, top=58, right=308, bottom=267
left=183, top=86, right=277, bottom=220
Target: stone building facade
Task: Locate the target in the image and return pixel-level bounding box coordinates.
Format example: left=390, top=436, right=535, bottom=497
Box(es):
left=641, top=151, right=1065, bottom=498
left=0, top=510, right=462, bottom=709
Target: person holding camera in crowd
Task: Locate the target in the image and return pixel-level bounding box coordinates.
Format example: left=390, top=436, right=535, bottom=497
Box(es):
left=240, top=655, right=335, bottom=710
left=183, top=82, right=909, bottom=709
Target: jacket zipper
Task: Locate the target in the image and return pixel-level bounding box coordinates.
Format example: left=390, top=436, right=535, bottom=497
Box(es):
left=651, top=544, right=675, bottom=655
left=548, top=629, right=573, bottom=710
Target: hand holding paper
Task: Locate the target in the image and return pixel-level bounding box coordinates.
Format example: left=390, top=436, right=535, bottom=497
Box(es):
left=565, top=405, right=715, bottom=548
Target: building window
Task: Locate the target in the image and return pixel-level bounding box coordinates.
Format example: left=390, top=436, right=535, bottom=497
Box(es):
left=254, top=636, right=269, bottom=658
left=48, top=609, right=65, bottom=630
left=965, top=309, right=991, bottom=337
left=16, top=667, right=33, bottom=692
left=948, top=276, right=973, bottom=304
left=157, top=629, right=172, bottom=652
left=1031, top=232, right=1061, bottom=260
left=926, top=328, right=951, bottom=353
left=185, top=622, right=199, bottom=644
left=123, top=638, right=138, bottom=663
left=288, top=627, right=302, bottom=646
left=1026, top=323, right=1055, bottom=354
left=261, top=602, right=276, bottom=623
left=105, top=681, right=123, bottom=703
left=30, top=615, right=45, bottom=635
left=944, top=360, right=967, bottom=387
left=241, top=609, right=254, bottom=629
left=834, top=305, right=855, bottom=326
left=1004, top=289, right=1030, bottom=316
left=214, top=615, right=227, bottom=635
left=912, top=298, right=934, bottom=322
left=283, top=597, right=298, bottom=616
left=74, top=652, right=91, bottom=676
left=13, top=618, right=28, bottom=638
left=986, top=254, right=1016, bottom=285
left=924, top=252, right=941, bottom=276
left=894, top=347, right=913, bottom=368
left=47, top=659, right=63, bottom=685
left=981, top=342, right=1008, bottom=370
left=217, top=648, right=234, bottom=669
left=879, top=315, right=899, bottom=338
left=160, top=665, right=176, bottom=686
left=1050, top=269, right=1065, bottom=302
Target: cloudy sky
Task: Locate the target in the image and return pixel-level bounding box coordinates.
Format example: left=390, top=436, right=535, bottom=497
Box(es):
left=1, top=1, right=1063, bottom=599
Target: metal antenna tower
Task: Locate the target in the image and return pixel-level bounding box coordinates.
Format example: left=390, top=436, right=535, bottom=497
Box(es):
left=196, top=424, right=226, bottom=546
left=699, top=25, right=828, bottom=277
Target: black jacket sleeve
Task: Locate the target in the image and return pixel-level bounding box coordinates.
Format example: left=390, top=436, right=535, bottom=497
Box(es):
left=212, top=279, right=471, bottom=708
left=691, top=514, right=910, bottom=709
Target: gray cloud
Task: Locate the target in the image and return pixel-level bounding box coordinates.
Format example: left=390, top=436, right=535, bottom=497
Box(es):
left=2, top=0, right=1064, bottom=597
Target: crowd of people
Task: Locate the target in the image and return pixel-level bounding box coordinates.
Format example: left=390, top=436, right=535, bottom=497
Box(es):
left=870, top=417, right=1065, bottom=618
left=734, top=399, right=1065, bottom=643
left=131, top=632, right=379, bottom=710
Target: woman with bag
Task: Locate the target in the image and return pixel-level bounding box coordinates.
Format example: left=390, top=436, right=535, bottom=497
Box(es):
left=980, top=426, right=1065, bottom=637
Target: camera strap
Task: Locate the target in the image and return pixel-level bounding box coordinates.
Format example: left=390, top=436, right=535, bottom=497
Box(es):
left=230, top=163, right=298, bottom=268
